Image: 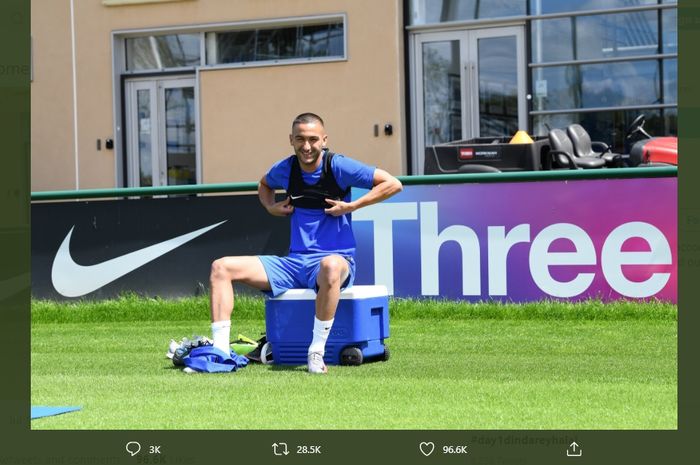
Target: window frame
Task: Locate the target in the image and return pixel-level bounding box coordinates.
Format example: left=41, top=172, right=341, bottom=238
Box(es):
left=206, top=21, right=345, bottom=68
left=528, top=4, right=677, bottom=117
left=116, top=13, right=347, bottom=76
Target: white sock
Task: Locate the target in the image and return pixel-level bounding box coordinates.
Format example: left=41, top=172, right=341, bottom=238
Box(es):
left=211, top=320, right=231, bottom=353
left=308, top=317, right=334, bottom=355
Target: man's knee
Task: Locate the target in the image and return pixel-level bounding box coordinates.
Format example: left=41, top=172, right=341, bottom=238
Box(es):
left=318, top=255, right=347, bottom=288
left=211, top=257, right=236, bottom=283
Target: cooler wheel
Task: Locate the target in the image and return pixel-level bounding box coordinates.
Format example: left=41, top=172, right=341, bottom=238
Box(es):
left=381, top=346, right=390, bottom=362
left=260, top=342, right=274, bottom=365
left=340, top=347, right=363, bottom=366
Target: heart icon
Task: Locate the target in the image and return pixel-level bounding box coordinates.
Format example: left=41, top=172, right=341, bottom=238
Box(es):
left=419, top=442, right=435, bottom=457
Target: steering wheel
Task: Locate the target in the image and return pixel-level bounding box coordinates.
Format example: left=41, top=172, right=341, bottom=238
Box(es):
left=625, top=114, right=646, bottom=139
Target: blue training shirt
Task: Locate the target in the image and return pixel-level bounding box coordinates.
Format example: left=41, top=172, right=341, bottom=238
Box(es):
left=265, top=151, right=375, bottom=256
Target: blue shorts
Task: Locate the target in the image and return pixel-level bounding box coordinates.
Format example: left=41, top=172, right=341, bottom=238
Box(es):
left=257, top=252, right=356, bottom=297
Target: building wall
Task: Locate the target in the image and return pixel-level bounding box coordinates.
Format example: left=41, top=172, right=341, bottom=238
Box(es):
left=30, top=0, right=406, bottom=191
left=31, top=0, right=75, bottom=191
left=200, top=5, right=405, bottom=183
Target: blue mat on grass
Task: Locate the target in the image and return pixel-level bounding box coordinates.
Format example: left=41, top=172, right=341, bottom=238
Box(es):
left=31, top=406, right=81, bottom=420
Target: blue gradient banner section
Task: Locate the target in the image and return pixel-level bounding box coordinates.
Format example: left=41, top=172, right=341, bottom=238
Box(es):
left=351, top=178, right=676, bottom=302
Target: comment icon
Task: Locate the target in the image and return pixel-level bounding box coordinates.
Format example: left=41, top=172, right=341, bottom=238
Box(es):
left=125, top=441, right=141, bottom=457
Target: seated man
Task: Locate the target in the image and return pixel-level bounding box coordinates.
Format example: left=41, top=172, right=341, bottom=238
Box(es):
left=209, top=112, right=402, bottom=374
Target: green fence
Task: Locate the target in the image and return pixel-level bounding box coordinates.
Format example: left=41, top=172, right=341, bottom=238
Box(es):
left=31, top=166, right=677, bottom=201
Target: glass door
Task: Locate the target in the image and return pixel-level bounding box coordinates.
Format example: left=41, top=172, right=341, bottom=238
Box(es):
left=467, top=27, right=525, bottom=139
left=125, top=76, right=198, bottom=187
left=412, top=26, right=526, bottom=174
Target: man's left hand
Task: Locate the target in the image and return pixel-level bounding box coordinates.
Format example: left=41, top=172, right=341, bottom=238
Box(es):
left=324, top=198, right=356, bottom=216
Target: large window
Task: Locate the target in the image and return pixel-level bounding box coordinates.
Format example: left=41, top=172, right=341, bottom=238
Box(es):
left=529, top=4, right=677, bottom=151
left=207, top=22, right=344, bottom=65
left=121, top=16, right=346, bottom=73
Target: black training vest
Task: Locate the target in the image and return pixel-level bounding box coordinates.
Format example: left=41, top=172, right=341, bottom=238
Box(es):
left=287, top=151, right=350, bottom=209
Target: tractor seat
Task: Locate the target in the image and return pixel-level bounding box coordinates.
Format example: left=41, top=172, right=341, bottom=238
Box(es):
left=567, top=124, right=621, bottom=167
left=547, top=128, right=605, bottom=170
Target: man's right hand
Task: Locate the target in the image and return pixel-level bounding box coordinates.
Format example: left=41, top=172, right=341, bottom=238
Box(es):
left=266, top=197, right=294, bottom=216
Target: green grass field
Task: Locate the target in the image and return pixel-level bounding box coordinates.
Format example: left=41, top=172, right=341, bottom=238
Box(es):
left=31, top=296, right=677, bottom=430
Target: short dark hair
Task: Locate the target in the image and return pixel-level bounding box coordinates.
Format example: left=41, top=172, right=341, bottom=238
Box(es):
left=292, top=112, right=325, bottom=129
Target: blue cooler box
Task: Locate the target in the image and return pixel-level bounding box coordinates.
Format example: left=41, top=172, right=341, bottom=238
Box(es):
left=265, top=285, right=390, bottom=365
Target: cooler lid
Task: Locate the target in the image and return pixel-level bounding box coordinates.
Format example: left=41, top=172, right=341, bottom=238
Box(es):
left=269, top=285, right=388, bottom=300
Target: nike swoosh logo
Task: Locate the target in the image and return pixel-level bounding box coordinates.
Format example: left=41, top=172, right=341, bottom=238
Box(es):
left=290, top=195, right=304, bottom=200
left=51, top=221, right=226, bottom=297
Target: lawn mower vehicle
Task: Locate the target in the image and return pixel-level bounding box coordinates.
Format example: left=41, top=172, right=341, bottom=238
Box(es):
left=424, top=113, right=677, bottom=174
left=625, top=114, right=678, bottom=167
